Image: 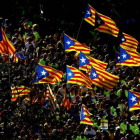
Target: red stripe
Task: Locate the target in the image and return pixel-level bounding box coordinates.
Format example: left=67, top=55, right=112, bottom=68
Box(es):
left=85, top=17, right=95, bottom=25
left=2, top=30, right=15, bottom=54
left=97, top=26, right=119, bottom=34
left=81, top=119, right=93, bottom=124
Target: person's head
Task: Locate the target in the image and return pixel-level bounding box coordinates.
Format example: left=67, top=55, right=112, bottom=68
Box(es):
left=137, top=84, right=140, bottom=92
left=43, top=53, right=47, bottom=60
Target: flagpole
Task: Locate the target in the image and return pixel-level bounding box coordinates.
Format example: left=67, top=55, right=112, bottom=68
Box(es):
left=76, top=18, right=84, bottom=40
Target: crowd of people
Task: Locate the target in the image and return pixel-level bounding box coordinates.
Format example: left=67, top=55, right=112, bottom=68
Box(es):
left=0, top=3, right=140, bottom=140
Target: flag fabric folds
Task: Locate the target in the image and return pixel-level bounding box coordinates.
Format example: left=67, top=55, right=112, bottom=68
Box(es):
left=120, top=47, right=139, bottom=66
left=33, top=64, right=63, bottom=84
left=79, top=51, right=108, bottom=71
left=0, top=27, right=16, bottom=58
left=128, top=91, right=140, bottom=111
left=80, top=104, right=93, bottom=125
left=84, top=4, right=119, bottom=37
left=11, top=86, right=30, bottom=102
left=66, top=65, right=93, bottom=89
left=79, top=52, right=119, bottom=90
left=61, top=89, right=71, bottom=110
left=64, top=34, right=90, bottom=54
left=119, top=32, right=140, bottom=66
left=45, top=84, right=59, bottom=110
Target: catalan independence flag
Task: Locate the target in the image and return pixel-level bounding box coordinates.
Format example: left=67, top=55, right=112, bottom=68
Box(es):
left=128, top=90, right=140, bottom=111
left=90, top=66, right=113, bottom=91
left=119, top=32, right=138, bottom=50
left=80, top=104, right=93, bottom=125
left=79, top=52, right=119, bottom=90
left=79, top=51, right=108, bottom=71
left=119, top=33, right=140, bottom=66
left=84, top=4, right=119, bottom=37
left=120, top=47, right=139, bottom=66
left=61, top=89, right=71, bottom=110
left=66, top=65, right=92, bottom=89
left=0, top=27, right=16, bottom=60
left=64, top=34, right=90, bottom=54
left=33, top=64, right=63, bottom=84
left=11, top=86, right=30, bottom=102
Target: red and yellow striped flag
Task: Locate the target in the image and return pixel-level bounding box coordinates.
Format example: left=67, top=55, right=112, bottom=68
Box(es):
left=64, top=34, right=90, bottom=54
left=67, top=65, right=93, bottom=89
left=84, top=4, right=119, bottom=37
left=61, top=89, right=71, bottom=110
left=11, top=86, right=30, bottom=102
left=80, top=104, right=93, bottom=125
left=79, top=52, right=119, bottom=90
left=0, top=27, right=16, bottom=60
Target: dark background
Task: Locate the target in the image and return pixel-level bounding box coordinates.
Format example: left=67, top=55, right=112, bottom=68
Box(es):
left=0, top=0, right=140, bottom=43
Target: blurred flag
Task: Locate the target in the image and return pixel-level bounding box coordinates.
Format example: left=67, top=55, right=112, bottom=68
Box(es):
left=84, top=4, right=119, bottom=37
left=24, top=96, right=31, bottom=105
left=0, top=27, right=16, bottom=60
left=11, top=86, right=30, bottom=102
left=79, top=52, right=119, bottom=90
left=13, top=53, right=21, bottom=62
left=128, top=91, right=140, bottom=111
left=119, top=32, right=140, bottom=66
left=45, top=84, right=59, bottom=110
left=33, top=64, right=63, bottom=84
left=64, top=34, right=90, bottom=54
left=66, top=65, right=92, bottom=89
left=80, top=104, right=93, bottom=125
left=61, top=89, right=71, bottom=110
left=120, top=47, right=139, bottom=66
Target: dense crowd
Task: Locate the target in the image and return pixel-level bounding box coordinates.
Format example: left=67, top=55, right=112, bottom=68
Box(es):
left=0, top=7, right=140, bottom=140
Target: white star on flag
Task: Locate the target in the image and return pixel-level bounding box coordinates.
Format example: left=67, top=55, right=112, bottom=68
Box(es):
left=82, top=112, right=85, bottom=116
left=122, top=53, right=127, bottom=59
left=117, top=56, right=120, bottom=60
left=41, top=70, right=47, bottom=76
left=80, top=57, right=86, bottom=63
left=68, top=72, right=72, bottom=76
left=92, top=73, right=97, bottom=77
left=122, top=38, right=125, bottom=42
left=66, top=40, right=71, bottom=45
left=87, top=11, right=91, bottom=15
left=131, top=96, right=136, bottom=102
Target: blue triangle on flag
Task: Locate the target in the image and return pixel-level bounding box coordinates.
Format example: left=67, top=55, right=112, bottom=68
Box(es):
left=84, top=5, right=92, bottom=18
left=0, top=27, right=2, bottom=41
left=95, top=13, right=105, bottom=28
left=116, top=52, right=120, bottom=63
left=66, top=66, right=75, bottom=81
left=128, top=91, right=138, bottom=109
left=119, top=33, right=126, bottom=44
left=90, top=66, right=99, bottom=80
left=79, top=51, right=90, bottom=67
left=64, top=34, right=75, bottom=50
left=120, top=47, right=131, bottom=63
left=33, top=64, right=49, bottom=83
left=45, top=100, right=49, bottom=108
left=80, top=105, right=86, bottom=121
